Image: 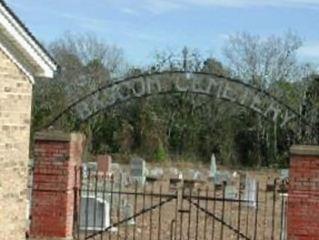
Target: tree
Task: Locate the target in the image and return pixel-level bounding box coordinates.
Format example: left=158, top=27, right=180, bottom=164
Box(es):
left=223, top=31, right=303, bottom=88
left=222, top=31, right=316, bottom=167
left=33, top=33, right=127, bottom=131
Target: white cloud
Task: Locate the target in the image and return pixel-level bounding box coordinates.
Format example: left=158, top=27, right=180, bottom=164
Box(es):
left=60, top=13, right=111, bottom=32
left=123, top=0, right=319, bottom=14
left=183, top=0, right=319, bottom=8
left=140, top=0, right=184, bottom=14
left=121, top=8, right=140, bottom=16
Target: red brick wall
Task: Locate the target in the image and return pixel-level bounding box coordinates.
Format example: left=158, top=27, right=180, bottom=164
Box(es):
left=30, top=131, right=85, bottom=239
left=287, top=145, right=319, bottom=240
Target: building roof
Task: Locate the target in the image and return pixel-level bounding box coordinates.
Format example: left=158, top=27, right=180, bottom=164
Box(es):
left=0, top=0, right=58, bottom=82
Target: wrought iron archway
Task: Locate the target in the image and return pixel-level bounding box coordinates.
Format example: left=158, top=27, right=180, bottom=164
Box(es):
left=45, top=71, right=317, bottom=143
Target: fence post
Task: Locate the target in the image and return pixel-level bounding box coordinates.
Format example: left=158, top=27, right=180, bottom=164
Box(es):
left=29, top=130, right=85, bottom=240
left=287, top=145, right=319, bottom=240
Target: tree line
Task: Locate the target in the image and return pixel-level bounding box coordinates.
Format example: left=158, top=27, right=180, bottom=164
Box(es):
left=32, top=31, right=319, bottom=167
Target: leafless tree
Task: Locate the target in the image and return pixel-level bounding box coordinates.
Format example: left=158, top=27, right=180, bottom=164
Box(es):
left=49, top=32, right=127, bottom=99
left=223, top=31, right=306, bottom=88
left=33, top=33, right=127, bottom=130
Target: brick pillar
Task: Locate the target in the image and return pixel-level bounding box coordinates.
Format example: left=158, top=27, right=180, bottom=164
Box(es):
left=287, top=145, right=319, bottom=240
left=30, top=131, right=85, bottom=240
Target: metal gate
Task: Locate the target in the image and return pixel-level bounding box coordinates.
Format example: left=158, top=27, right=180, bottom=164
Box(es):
left=73, top=169, right=288, bottom=240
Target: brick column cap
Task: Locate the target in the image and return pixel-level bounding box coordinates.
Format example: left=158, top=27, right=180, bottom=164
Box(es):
left=35, top=130, right=71, bottom=142
left=290, top=145, right=319, bottom=156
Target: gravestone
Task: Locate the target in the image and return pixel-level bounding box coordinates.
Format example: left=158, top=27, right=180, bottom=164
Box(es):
left=85, top=162, right=97, bottom=172
left=111, top=163, right=121, bottom=173
left=82, top=163, right=88, bottom=178
left=97, top=155, right=112, bottom=174
left=243, top=178, right=257, bottom=208
left=280, top=169, right=289, bottom=181
left=169, top=168, right=180, bottom=178
left=149, top=167, right=164, bottom=179
left=225, top=185, right=238, bottom=199
left=193, top=170, right=203, bottom=180
left=80, top=195, right=110, bottom=230
left=130, top=157, right=146, bottom=185
left=210, top=154, right=217, bottom=178
left=213, top=171, right=231, bottom=186
left=239, top=172, right=247, bottom=189
left=112, top=171, right=126, bottom=191
left=123, top=203, right=135, bottom=225
left=184, top=169, right=196, bottom=180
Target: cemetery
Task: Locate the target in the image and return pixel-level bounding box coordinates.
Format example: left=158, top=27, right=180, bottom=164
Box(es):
left=0, top=1, right=318, bottom=240
left=28, top=140, right=288, bottom=240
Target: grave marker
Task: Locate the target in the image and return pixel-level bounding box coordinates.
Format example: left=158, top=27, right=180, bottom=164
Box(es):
left=280, top=169, right=289, bottom=180
left=149, top=167, right=164, bottom=179
left=225, top=185, right=238, bottom=199
left=169, top=168, right=179, bottom=178
left=123, top=203, right=135, bottom=225
left=239, top=172, right=247, bottom=187
left=80, top=195, right=110, bottom=230
left=130, top=157, right=146, bottom=185
left=213, top=171, right=231, bottom=186
left=243, top=177, right=257, bottom=208
left=97, top=154, right=112, bottom=174
left=86, top=162, right=97, bottom=171
left=210, top=154, right=217, bottom=178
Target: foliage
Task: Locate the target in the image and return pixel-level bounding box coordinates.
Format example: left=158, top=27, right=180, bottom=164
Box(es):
left=32, top=32, right=318, bottom=167
left=154, top=141, right=167, bottom=162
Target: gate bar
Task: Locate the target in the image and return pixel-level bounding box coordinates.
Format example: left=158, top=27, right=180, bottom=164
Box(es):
left=108, top=176, right=114, bottom=240
left=187, top=188, right=193, bottom=240
left=203, top=187, right=209, bottom=240
left=211, top=185, right=216, bottom=240
left=195, top=189, right=200, bottom=240
left=85, top=196, right=175, bottom=239
left=253, top=182, right=260, bottom=240
left=237, top=180, right=242, bottom=240
left=116, top=174, right=122, bottom=240
left=100, top=172, right=107, bottom=240
left=158, top=185, right=163, bottom=240
left=93, top=173, right=98, bottom=236
left=188, top=199, right=251, bottom=240
left=149, top=182, right=154, bottom=240
left=220, top=183, right=226, bottom=240
left=133, top=181, right=138, bottom=240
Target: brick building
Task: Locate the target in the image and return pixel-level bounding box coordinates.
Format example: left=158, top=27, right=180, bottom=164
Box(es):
left=0, top=1, right=58, bottom=239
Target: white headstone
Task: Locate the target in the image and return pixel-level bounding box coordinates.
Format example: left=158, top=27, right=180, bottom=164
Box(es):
left=80, top=195, right=110, bottom=230
left=214, top=171, right=231, bottom=185
left=169, top=168, right=179, bottom=177
left=149, top=167, right=164, bottom=178
left=280, top=169, right=289, bottom=180
left=123, top=203, right=135, bottom=225
left=225, top=185, right=238, bottom=199
left=82, top=163, right=88, bottom=178
left=193, top=171, right=202, bottom=180
left=210, top=154, right=217, bottom=177
left=244, top=178, right=257, bottom=208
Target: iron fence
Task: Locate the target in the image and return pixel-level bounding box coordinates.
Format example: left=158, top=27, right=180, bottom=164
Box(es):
left=74, top=169, right=288, bottom=240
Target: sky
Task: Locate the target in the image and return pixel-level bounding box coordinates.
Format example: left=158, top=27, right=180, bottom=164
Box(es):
left=5, top=0, right=319, bottom=67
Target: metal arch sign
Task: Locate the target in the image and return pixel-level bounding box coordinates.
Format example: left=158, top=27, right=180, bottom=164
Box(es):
left=47, top=71, right=307, bottom=129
